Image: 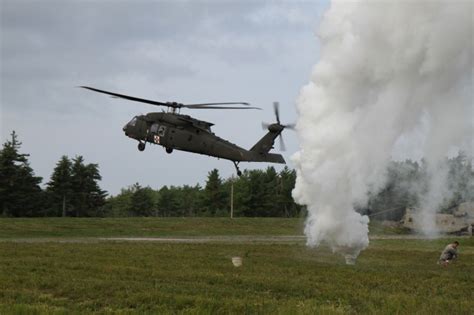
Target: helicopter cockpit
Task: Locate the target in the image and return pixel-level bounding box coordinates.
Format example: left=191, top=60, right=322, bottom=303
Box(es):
left=123, top=116, right=137, bottom=133
left=125, top=116, right=137, bottom=128
left=123, top=116, right=146, bottom=140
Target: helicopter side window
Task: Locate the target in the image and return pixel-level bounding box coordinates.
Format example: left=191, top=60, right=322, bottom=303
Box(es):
left=150, top=123, right=159, bottom=133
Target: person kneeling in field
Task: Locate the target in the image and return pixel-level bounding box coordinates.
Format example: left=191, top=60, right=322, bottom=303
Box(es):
left=438, top=241, right=459, bottom=267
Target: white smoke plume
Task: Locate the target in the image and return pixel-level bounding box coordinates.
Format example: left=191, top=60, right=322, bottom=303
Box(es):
left=293, top=1, right=473, bottom=262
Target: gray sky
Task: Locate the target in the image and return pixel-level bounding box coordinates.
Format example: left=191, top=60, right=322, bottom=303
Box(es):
left=1, top=0, right=327, bottom=195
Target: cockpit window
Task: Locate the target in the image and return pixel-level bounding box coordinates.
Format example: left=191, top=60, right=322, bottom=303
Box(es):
left=129, top=117, right=138, bottom=126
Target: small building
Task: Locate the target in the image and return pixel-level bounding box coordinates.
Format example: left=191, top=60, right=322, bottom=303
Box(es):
left=401, top=202, right=474, bottom=234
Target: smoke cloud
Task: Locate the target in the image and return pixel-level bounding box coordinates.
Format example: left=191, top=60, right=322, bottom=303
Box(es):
left=293, top=1, right=473, bottom=262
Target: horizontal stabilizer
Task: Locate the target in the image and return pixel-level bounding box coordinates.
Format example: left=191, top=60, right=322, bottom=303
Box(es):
left=260, top=153, right=285, bottom=164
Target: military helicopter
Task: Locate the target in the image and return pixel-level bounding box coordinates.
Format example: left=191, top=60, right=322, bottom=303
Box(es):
left=81, top=86, right=294, bottom=176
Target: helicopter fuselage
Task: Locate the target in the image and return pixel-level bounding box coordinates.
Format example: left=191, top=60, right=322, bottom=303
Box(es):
left=123, top=112, right=285, bottom=164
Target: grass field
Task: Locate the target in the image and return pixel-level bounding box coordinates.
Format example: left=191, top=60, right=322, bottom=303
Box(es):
left=0, top=217, right=406, bottom=239
left=1, top=218, right=472, bottom=314
left=0, top=217, right=305, bottom=239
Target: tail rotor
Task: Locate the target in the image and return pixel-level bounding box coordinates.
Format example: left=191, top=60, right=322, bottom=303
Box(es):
left=261, top=101, right=295, bottom=151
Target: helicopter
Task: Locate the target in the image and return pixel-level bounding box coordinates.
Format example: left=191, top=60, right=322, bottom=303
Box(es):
left=81, top=86, right=294, bottom=176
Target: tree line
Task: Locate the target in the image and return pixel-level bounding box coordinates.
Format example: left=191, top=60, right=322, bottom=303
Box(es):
left=0, top=131, right=301, bottom=217
left=1, top=131, right=473, bottom=218
left=102, top=167, right=302, bottom=217
left=0, top=132, right=106, bottom=217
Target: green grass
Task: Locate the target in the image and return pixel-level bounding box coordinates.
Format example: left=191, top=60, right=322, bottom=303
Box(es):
left=0, top=217, right=305, bottom=239
left=1, top=240, right=473, bottom=314
left=0, top=218, right=472, bottom=314
left=0, top=217, right=407, bottom=240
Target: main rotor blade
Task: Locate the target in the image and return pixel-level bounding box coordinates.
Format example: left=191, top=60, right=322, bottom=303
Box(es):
left=186, top=106, right=261, bottom=110
left=80, top=86, right=171, bottom=107
left=184, top=102, right=250, bottom=106
left=81, top=86, right=255, bottom=110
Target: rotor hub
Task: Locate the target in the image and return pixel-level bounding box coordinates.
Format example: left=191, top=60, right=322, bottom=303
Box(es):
left=268, top=123, right=285, bottom=133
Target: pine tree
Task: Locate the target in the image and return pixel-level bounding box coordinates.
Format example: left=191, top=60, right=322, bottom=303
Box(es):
left=102, top=186, right=134, bottom=217
left=279, top=167, right=301, bottom=217
left=176, top=184, right=202, bottom=217
left=157, top=185, right=180, bottom=217
left=233, top=170, right=252, bottom=217
left=0, top=131, right=43, bottom=217
left=46, top=156, right=73, bottom=216
left=203, top=169, right=225, bottom=216
left=130, top=183, right=156, bottom=216
left=70, top=156, right=107, bottom=216
left=247, top=170, right=267, bottom=216
left=262, top=166, right=279, bottom=216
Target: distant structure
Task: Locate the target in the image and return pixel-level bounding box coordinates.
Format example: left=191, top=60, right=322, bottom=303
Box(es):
left=401, top=202, right=474, bottom=234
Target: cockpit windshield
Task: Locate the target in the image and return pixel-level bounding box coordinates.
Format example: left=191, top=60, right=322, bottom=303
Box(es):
left=128, top=117, right=138, bottom=126
left=123, top=117, right=138, bottom=132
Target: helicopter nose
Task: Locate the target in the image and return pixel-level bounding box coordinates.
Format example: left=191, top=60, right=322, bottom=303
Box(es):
left=123, top=123, right=129, bottom=135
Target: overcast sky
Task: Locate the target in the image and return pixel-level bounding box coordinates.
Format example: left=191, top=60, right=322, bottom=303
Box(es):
left=1, top=0, right=328, bottom=195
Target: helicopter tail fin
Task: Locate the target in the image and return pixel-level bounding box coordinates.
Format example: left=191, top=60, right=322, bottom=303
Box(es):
left=249, top=130, right=280, bottom=154
left=249, top=130, right=285, bottom=164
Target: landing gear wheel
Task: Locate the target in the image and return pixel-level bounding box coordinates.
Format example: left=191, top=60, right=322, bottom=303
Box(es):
left=166, top=147, right=173, bottom=154
left=233, top=161, right=242, bottom=177
left=138, top=142, right=146, bottom=151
